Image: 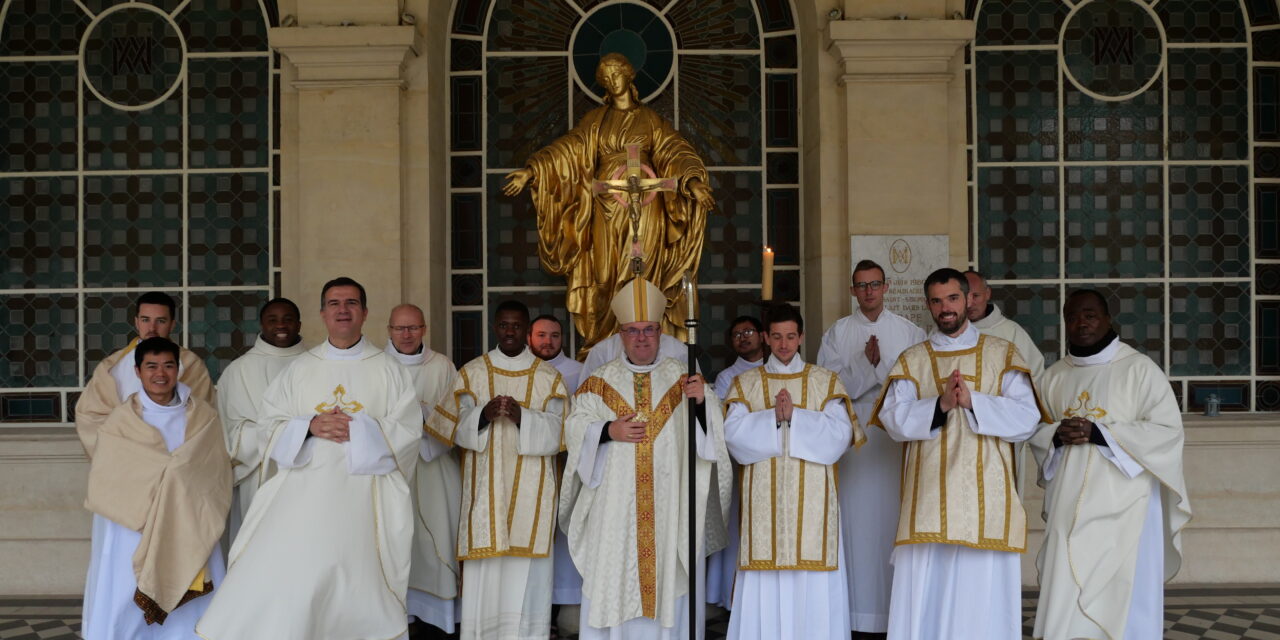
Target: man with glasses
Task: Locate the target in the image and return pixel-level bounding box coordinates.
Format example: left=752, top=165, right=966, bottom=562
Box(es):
left=385, top=304, right=462, bottom=638
left=426, top=300, right=568, bottom=640
left=713, top=316, right=767, bottom=402
left=964, top=270, right=1044, bottom=381
left=817, top=260, right=924, bottom=638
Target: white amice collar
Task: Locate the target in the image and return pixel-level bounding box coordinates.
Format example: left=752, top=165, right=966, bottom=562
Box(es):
left=489, top=346, right=535, bottom=369
left=622, top=356, right=662, bottom=374
left=929, top=321, right=978, bottom=351
left=736, top=356, right=764, bottom=368
left=385, top=340, right=426, bottom=366
left=765, top=355, right=805, bottom=374
left=137, top=382, right=191, bottom=411
left=1067, top=334, right=1122, bottom=367
left=325, top=336, right=369, bottom=360
left=253, top=334, right=306, bottom=358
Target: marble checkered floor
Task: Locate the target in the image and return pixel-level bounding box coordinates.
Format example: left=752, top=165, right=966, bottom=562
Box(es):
left=2, top=586, right=1278, bottom=639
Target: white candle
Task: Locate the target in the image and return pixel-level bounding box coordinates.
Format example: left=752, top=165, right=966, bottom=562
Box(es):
left=762, top=246, right=775, bottom=300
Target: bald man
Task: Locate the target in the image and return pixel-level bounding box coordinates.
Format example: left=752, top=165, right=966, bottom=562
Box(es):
left=964, top=270, right=1044, bottom=381
left=385, top=304, right=463, bottom=636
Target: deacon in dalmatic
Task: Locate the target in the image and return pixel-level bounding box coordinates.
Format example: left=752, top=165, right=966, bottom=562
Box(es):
left=562, top=277, right=732, bottom=640
left=81, top=338, right=231, bottom=640
left=385, top=304, right=463, bottom=635
left=816, top=259, right=925, bottom=634
left=216, top=297, right=306, bottom=542
left=196, top=277, right=421, bottom=640
left=1030, top=290, right=1191, bottom=640
left=869, top=268, right=1047, bottom=640
left=722, top=303, right=862, bottom=639
left=427, top=300, right=568, bottom=640
left=77, top=291, right=215, bottom=457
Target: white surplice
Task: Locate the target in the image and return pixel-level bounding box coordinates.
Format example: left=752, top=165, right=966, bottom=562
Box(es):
left=216, top=335, right=307, bottom=542
left=972, top=304, right=1044, bottom=381
left=1029, top=336, right=1191, bottom=640
left=877, top=324, right=1041, bottom=640
left=816, top=308, right=924, bottom=631
left=565, top=356, right=731, bottom=639
left=82, top=384, right=226, bottom=640
left=722, top=355, right=852, bottom=640
left=452, top=347, right=566, bottom=640
left=705, top=356, right=761, bottom=610
left=384, top=341, right=462, bottom=633
left=546, top=351, right=586, bottom=606
left=195, top=337, right=420, bottom=640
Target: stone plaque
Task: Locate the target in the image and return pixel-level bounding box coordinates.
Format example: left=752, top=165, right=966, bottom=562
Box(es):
left=850, top=234, right=950, bottom=330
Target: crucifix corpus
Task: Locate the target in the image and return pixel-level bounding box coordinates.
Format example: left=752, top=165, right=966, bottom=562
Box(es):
left=592, top=143, right=680, bottom=276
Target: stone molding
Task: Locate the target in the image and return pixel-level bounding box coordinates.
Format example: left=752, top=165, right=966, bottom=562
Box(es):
left=826, top=18, right=975, bottom=84
left=269, top=25, right=420, bottom=89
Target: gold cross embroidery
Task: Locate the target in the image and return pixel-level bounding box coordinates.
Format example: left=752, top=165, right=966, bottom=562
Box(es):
left=314, top=384, right=365, bottom=414
left=1063, top=391, right=1107, bottom=422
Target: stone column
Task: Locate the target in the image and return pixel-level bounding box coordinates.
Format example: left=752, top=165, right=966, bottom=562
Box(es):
left=271, top=25, right=420, bottom=345
left=826, top=18, right=974, bottom=268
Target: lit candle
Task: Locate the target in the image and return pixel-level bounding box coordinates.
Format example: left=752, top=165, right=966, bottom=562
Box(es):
left=683, top=271, right=697, bottom=321
left=761, top=246, right=775, bottom=300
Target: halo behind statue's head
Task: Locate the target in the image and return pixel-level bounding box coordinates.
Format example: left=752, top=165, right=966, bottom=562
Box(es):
left=595, top=52, right=641, bottom=104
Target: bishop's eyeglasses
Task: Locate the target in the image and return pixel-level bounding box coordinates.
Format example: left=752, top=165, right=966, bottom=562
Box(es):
left=621, top=326, right=660, bottom=338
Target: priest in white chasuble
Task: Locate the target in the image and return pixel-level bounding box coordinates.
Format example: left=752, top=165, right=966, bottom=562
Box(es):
left=562, top=277, right=732, bottom=640
left=1030, top=290, right=1191, bottom=640
left=722, top=303, right=863, bottom=640
left=385, top=304, right=463, bottom=636
left=82, top=338, right=231, bottom=640
left=816, top=259, right=925, bottom=634
left=426, top=300, right=568, bottom=640
left=216, top=297, right=306, bottom=542
left=77, top=291, right=215, bottom=459
left=196, top=277, right=421, bottom=640
left=869, top=268, right=1047, bottom=640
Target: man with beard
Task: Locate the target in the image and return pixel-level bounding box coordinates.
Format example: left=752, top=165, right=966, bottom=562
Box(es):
left=217, top=297, right=306, bottom=541
left=713, top=316, right=766, bottom=402
left=427, top=301, right=568, bottom=640
left=869, top=268, right=1045, bottom=640
left=1029, top=290, right=1191, bottom=640
left=385, top=304, right=462, bottom=638
left=816, top=260, right=924, bottom=637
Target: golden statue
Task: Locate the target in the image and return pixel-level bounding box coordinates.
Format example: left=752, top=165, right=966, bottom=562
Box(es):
left=503, top=53, right=715, bottom=355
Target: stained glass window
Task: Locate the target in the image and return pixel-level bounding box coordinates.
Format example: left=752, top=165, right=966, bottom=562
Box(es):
left=0, top=0, right=279, bottom=424
left=968, top=0, right=1280, bottom=411
left=447, top=0, right=800, bottom=369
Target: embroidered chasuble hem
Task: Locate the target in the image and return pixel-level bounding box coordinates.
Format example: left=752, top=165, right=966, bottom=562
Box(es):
left=458, top=547, right=551, bottom=561
left=893, top=536, right=1025, bottom=553
left=867, top=373, right=920, bottom=429
left=372, top=481, right=407, bottom=610
left=738, top=560, right=838, bottom=572
left=134, top=582, right=213, bottom=625
left=998, top=363, right=1053, bottom=423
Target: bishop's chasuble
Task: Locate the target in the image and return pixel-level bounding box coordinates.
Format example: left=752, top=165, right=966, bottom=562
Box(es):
left=1029, top=336, right=1191, bottom=640
left=721, top=356, right=862, bottom=639
left=869, top=323, right=1046, bottom=640
left=563, top=356, right=732, bottom=639
left=216, top=335, right=307, bottom=541
left=195, top=337, right=420, bottom=640
left=426, top=347, right=567, bottom=640
left=384, top=342, right=463, bottom=633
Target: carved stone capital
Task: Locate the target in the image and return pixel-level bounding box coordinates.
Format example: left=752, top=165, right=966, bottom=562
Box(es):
left=270, top=25, right=420, bottom=90
left=827, top=19, right=975, bottom=85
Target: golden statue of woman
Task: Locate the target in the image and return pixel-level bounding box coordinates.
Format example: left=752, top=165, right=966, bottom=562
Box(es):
left=503, top=53, right=715, bottom=354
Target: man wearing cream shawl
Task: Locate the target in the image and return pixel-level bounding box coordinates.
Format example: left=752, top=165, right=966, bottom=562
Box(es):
left=196, top=277, right=420, bottom=640
left=1030, top=290, right=1191, bottom=640
left=81, top=337, right=231, bottom=639
left=502, top=53, right=715, bottom=352
left=76, top=291, right=215, bottom=459
left=562, top=277, right=732, bottom=639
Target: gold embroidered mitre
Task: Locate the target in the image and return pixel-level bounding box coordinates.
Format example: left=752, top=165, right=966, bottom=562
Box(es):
left=869, top=334, right=1048, bottom=552
left=426, top=354, right=567, bottom=560
left=723, top=364, right=862, bottom=571
left=611, top=277, right=666, bottom=325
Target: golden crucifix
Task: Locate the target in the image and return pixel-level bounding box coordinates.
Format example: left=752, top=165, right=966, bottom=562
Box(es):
left=591, top=143, right=680, bottom=276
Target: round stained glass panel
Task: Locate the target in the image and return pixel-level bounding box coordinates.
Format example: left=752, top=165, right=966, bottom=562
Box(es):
left=80, top=4, right=186, bottom=111
left=1060, top=0, right=1165, bottom=101
left=570, top=2, right=675, bottom=102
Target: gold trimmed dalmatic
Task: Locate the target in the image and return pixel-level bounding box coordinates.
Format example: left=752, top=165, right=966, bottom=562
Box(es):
left=427, top=348, right=567, bottom=561
left=723, top=363, right=863, bottom=572
left=869, top=334, right=1049, bottom=553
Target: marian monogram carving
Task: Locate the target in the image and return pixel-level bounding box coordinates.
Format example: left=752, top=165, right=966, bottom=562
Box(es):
left=314, top=385, right=364, bottom=414
left=1063, top=391, right=1107, bottom=422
